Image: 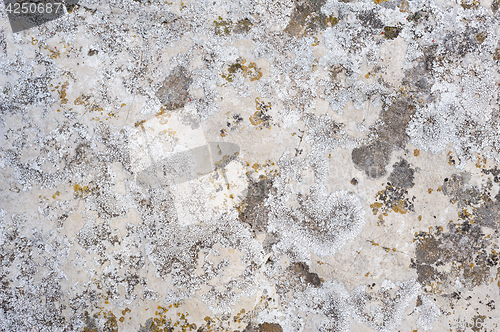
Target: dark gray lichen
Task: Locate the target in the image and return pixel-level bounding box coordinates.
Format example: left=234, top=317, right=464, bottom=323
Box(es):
left=238, top=175, right=274, bottom=234
left=352, top=99, right=416, bottom=178
left=388, top=158, right=415, bottom=189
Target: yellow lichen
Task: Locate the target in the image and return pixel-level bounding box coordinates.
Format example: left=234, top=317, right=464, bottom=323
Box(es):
left=73, top=183, right=96, bottom=198
left=58, top=81, right=69, bottom=104
left=370, top=202, right=383, bottom=215
left=391, top=200, right=408, bottom=214
left=223, top=58, right=262, bottom=82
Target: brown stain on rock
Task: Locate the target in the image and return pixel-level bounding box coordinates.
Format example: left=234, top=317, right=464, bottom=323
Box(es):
left=284, top=0, right=330, bottom=37
left=258, top=322, right=283, bottom=332
left=289, top=262, right=322, bottom=287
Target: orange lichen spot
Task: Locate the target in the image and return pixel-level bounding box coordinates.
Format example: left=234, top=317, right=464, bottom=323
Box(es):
left=324, top=15, right=340, bottom=27
left=220, top=128, right=227, bottom=137
left=475, top=154, right=487, bottom=168
left=134, top=120, right=146, bottom=129
left=370, top=202, right=383, bottom=215
left=365, top=272, right=370, bottom=277
left=377, top=214, right=385, bottom=226
left=418, top=215, right=422, bottom=221
left=414, top=149, right=420, bottom=156
left=447, top=152, right=455, bottom=166
left=223, top=58, right=262, bottom=82
left=52, top=191, right=60, bottom=199
left=437, top=187, right=442, bottom=192
left=391, top=200, right=408, bottom=214
left=428, top=188, right=433, bottom=194
left=374, top=0, right=387, bottom=4
left=243, top=62, right=263, bottom=81
left=250, top=98, right=272, bottom=129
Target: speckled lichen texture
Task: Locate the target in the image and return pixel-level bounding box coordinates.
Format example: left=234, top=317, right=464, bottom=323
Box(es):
left=1, top=0, right=500, bottom=331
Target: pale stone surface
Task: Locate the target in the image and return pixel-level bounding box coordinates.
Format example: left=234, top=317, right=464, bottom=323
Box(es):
left=1, top=0, right=500, bottom=331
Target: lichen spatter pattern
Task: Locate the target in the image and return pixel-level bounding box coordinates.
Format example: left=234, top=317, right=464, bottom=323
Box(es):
left=1, top=0, right=500, bottom=331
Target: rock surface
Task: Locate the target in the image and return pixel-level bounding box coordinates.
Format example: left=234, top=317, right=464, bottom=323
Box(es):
left=0, top=0, right=500, bottom=331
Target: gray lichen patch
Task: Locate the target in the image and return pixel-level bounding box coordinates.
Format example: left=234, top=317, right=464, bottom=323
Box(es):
left=237, top=174, right=274, bottom=233
left=412, top=221, right=496, bottom=291
left=155, top=66, right=192, bottom=111
left=388, top=158, right=415, bottom=189
left=352, top=140, right=392, bottom=179
left=475, top=193, right=500, bottom=228
left=352, top=99, right=416, bottom=178
left=441, top=172, right=493, bottom=209
left=268, top=183, right=366, bottom=259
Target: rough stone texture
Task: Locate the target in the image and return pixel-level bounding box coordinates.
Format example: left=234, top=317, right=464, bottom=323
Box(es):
left=1, top=0, right=500, bottom=331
